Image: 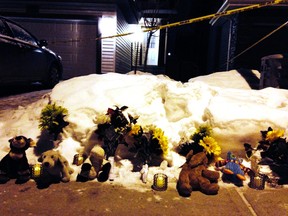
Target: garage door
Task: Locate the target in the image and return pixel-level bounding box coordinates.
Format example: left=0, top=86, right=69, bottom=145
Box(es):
left=12, top=18, right=98, bottom=80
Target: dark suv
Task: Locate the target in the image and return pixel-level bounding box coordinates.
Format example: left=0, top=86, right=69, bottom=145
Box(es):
left=0, top=16, right=63, bottom=88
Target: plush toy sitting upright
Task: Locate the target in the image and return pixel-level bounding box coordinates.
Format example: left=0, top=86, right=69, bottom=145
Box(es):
left=177, top=150, right=220, bottom=197
left=76, top=145, right=111, bottom=182
left=37, top=150, right=74, bottom=188
left=0, top=136, right=35, bottom=184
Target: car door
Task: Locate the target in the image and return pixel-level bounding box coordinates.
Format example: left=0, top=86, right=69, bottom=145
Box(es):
left=6, top=20, right=47, bottom=82
left=0, top=18, right=20, bottom=83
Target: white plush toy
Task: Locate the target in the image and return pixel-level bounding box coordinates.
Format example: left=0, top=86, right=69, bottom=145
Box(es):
left=37, top=150, right=74, bottom=187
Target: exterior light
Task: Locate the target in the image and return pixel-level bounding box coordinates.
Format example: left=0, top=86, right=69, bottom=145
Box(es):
left=129, top=24, right=143, bottom=43
left=99, top=15, right=116, bottom=37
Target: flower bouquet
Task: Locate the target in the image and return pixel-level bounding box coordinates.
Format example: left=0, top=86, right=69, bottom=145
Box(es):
left=94, top=105, right=138, bottom=180
left=178, top=125, right=221, bottom=162
left=245, top=127, right=288, bottom=185
left=128, top=124, right=169, bottom=183
left=39, top=103, right=69, bottom=141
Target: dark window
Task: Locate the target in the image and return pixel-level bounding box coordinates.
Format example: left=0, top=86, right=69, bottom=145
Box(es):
left=7, top=21, right=37, bottom=46
left=0, top=20, right=9, bottom=36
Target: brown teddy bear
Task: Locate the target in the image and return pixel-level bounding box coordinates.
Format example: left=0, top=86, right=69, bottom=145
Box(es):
left=177, top=150, right=220, bottom=197
left=36, top=150, right=74, bottom=188
left=0, top=136, right=35, bottom=184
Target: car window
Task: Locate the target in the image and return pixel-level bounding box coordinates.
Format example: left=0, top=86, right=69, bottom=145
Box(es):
left=7, top=21, right=38, bottom=46
left=0, top=20, right=10, bottom=36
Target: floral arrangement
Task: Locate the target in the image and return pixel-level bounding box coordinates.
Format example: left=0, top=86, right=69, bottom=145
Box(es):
left=94, top=106, right=137, bottom=159
left=128, top=124, right=169, bottom=165
left=94, top=106, right=169, bottom=183
left=39, top=103, right=69, bottom=140
left=244, top=127, right=288, bottom=184
left=254, top=127, right=287, bottom=164
left=178, top=125, right=221, bottom=161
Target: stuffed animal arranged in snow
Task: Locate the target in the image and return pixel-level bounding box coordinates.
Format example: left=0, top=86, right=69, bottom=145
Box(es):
left=215, top=151, right=252, bottom=186
left=75, top=145, right=111, bottom=182
left=0, top=136, right=35, bottom=184
left=177, top=150, right=220, bottom=197
left=36, top=150, right=74, bottom=188
left=75, top=106, right=136, bottom=182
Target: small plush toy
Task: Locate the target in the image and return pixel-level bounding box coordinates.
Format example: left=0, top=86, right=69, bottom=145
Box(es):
left=215, top=151, right=252, bottom=186
left=37, top=150, right=74, bottom=187
left=0, top=136, right=35, bottom=184
left=76, top=145, right=111, bottom=182
left=177, top=150, right=220, bottom=197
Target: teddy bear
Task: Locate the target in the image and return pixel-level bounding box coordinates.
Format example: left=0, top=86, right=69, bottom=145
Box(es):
left=0, top=135, right=35, bottom=184
left=76, top=145, right=111, bottom=182
left=36, top=150, right=74, bottom=188
left=177, top=150, right=220, bottom=197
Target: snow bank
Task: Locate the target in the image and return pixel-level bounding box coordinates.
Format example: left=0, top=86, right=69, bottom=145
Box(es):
left=50, top=72, right=288, bottom=156
left=1, top=70, right=288, bottom=187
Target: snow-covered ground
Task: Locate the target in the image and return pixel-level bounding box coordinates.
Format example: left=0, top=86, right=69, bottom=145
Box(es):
left=1, top=70, right=287, bottom=190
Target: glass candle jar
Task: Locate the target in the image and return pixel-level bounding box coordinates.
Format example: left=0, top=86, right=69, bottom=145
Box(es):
left=32, top=164, right=42, bottom=178
left=73, top=154, right=84, bottom=166
left=152, top=173, right=168, bottom=191
left=249, top=173, right=267, bottom=190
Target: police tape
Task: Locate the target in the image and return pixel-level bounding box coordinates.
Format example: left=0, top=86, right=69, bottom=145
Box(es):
left=143, top=0, right=287, bottom=33
left=100, top=0, right=287, bottom=40
left=50, top=0, right=287, bottom=43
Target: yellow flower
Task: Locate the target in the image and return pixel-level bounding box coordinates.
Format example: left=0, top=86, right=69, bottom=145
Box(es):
left=129, top=124, right=142, bottom=136
left=195, top=125, right=212, bottom=136
left=151, top=126, right=169, bottom=156
left=152, top=127, right=163, bottom=140
left=94, top=114, right=110, bottom=125
left=159, top=134, right=169, bottom=156
left=199, top=136, right=221, bottom=156
left=265, top=129, right=284, bottom=142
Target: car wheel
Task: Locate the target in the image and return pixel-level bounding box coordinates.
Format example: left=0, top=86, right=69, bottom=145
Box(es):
left=45, top=63, right=60, bottom=88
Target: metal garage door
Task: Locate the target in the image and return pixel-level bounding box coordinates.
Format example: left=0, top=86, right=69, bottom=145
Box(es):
left=12, top=18, right=98, bottom=80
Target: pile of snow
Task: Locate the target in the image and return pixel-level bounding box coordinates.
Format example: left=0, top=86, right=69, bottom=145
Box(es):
left=1, top=70, right=288, bottom=189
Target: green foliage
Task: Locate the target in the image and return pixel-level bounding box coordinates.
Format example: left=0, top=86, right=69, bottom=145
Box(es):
left=39, top=103, right=69, bottom=140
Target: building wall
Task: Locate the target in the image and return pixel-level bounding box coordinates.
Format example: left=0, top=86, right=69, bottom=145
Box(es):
left=208, top=4, right=288, bottom=72
left=115, top=8, right=132, bottom=73
left=165, top=0, right=223, bottom=82
left=207, top=15, right=238, bottom=73
left=99, top=14, right=117, bottom=73
left=234, top=8, right=288, bottom=70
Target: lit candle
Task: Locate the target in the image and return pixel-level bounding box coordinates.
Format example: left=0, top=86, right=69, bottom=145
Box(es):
left=153, top=173, right=168, bottom=191
left=156, top=175, right=165, bottom=188
left=73, top=154, right=84, bottom=166
left=254, top=176, right=261, bottom=188
left=32, top=164, right=42, bottom=178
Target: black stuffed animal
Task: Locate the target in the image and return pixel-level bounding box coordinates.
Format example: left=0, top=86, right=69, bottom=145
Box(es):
left=0, top=136, right=35, bottom=184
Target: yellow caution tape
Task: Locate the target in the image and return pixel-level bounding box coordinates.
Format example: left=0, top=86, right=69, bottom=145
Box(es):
left=51, top=0, right=286, bottom=43
left=100, top=0, right=286, bottom=40
left=143, top=0, right=286, bottom=32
